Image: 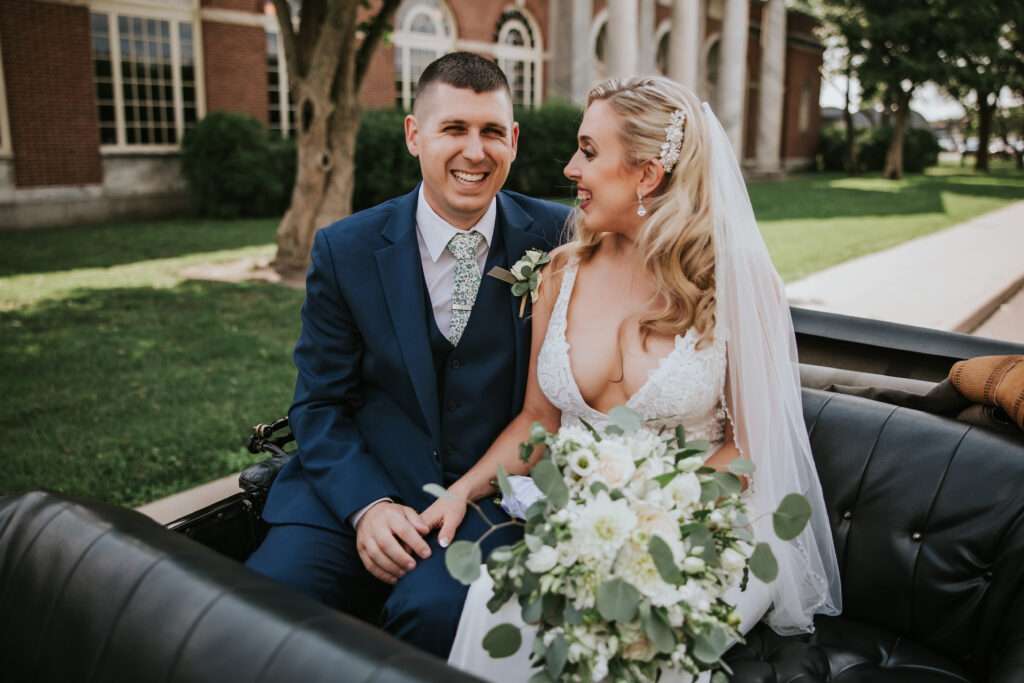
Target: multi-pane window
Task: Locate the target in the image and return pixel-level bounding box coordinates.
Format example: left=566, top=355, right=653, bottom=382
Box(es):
left=393, top=0, right=454, bottom=110
left=267, top=31, right=294, bottom=136
left=494, top=10, right=542, bottom=109
left=0, top=36, right=9, bottom=154
left=90, top=11, right=199, bottom=147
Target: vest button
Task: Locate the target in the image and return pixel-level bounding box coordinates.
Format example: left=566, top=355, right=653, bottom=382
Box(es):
left=450, top=359, right=462, bottom=370
left=445, top=443, right=456, bottom=455
left=447, top=400, right=457, bottom=411
left=842, top=510, right=853, bottom=520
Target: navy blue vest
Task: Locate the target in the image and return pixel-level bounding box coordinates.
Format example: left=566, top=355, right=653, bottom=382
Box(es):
left=426, top=226, right=517, bottom=484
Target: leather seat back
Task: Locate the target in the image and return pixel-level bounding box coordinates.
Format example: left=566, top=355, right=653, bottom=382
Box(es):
left=802, top=388, right=1024, bottom=678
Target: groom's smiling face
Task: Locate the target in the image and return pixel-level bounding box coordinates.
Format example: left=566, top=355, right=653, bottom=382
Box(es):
left=405, top=84, right=518, bottom=229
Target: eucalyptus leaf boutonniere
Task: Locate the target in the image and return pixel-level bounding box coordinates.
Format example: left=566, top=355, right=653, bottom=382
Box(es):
left=487, top=249, right=551, bottom=317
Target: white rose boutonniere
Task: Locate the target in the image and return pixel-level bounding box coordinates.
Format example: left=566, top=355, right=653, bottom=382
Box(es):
left=487, top=249, right=551, bottom=317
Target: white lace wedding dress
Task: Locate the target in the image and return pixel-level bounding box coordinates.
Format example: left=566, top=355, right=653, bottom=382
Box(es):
left=448, top=263, right=772, bottom=682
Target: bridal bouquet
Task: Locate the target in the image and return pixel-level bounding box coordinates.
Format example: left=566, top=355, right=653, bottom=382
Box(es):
left=427, top=408, right=810, bottom=682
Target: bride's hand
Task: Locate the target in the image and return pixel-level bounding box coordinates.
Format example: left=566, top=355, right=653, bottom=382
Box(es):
left=421, top=497, right=468, bottom=549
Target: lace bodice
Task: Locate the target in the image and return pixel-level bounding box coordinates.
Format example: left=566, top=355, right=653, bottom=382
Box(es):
left=537, top=262, right=729, bottom=447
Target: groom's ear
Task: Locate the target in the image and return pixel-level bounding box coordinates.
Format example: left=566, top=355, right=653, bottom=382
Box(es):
left=405, top=114, right=421, bottom=158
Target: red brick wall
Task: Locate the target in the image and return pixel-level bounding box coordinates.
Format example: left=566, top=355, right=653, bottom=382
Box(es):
left=202, top=20, right=269, bottom=122
left=0, top=0, right=102, bottom=188
left=360, top=42, right=396, bottom=109
left=202, top=0, right=264, bottom=12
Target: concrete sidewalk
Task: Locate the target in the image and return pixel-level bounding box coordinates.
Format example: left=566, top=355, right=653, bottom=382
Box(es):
left=138, top=201, right=1024, bottom=524
left=785, top=200, right=1024, bottom=338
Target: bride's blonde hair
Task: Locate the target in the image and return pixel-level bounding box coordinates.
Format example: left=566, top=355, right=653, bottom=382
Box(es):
left=567, top=76, right=717, bottom=348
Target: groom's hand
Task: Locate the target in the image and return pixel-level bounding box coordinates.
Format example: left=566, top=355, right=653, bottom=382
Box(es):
left=355, top=502, right=431, bottom=584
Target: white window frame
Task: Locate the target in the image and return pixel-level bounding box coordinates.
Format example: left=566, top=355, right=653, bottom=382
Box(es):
left=494, top=8, right=543, bottom=109
left=91, top=0, right=206, bottom=153
left=393, top=0, right=457, bottom=111
left=262, top=11, right=294, bottom=137
left=590, top=9, right=609, bottom=83
left=654, top=19, right=671, bottom=76
left=0, top=34, right=11, bottom=156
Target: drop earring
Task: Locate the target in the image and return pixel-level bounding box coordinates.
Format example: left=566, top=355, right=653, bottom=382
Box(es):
left=637, top=191, right=647, bottom=217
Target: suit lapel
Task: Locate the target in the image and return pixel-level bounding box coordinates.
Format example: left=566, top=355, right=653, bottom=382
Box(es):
left=376, top=188, right=442, bottom=444
left=496, top=193, right=551, bottom=410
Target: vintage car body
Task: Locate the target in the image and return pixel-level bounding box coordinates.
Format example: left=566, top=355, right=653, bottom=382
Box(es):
left=2, top=308, right=1023, bottom=683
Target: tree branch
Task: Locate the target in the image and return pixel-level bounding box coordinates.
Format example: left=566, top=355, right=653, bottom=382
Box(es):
left=272, top=0, right=299, bottom=86
left=355, top=0, right=402, bottom=91
left=307, top=0, right=357, bottom=99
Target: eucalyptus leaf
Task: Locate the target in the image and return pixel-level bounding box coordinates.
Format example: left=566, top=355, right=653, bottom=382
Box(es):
left=496, top=464, right=513, bottom=501
left=562, top=600, right=583, bottom=625
left=528, top=672, right=555, bottom=683
left=692, top=626, right=730, bottom=664
left=422, top=483, right=455, bottom=499
left=445, top=540, right=482, bottom=585
left=578, top=417, right=602, bottom=442
left=511, top=281, right=530, bottom=297
left=700, top=479, right=722, bottom=504
left=686, top=439, right=712, bottom=452
left=529, top=421, right=548, bottom=444
left=652, top=471, right=679, bottom=488
left=687, top=524, right=717, bottom=563
left=525, top=500, right=547, bottom=523
left=609, top=488, right=625, bottom=501
left=727, top=457, right=756, bottom=475
left=712, top=671, right=730, bottom=683
left=482, top=623, right=522, bottom=658
left=520, top=264, right=534, bottom=279
left=531, top=459, right=569, bottom=509
left=520, top=594, right=542, bottom=623
left=711, top=471, right=742, bottom=498
left=525, top=534, right=543, bottom=552
left=596, top=578, right=641, bottom=622
left=749, top=542, right=779, bottom=582
left=590, top=481, right=609, bottom=496
left=546, top=632, right=569, bottom=678
left=733, top=527, right=754, bottom=544
left=519, top=441, right=535, bottom=463
left=773, top=493, right=813, bottom=540
left=608, top=406, right=643, bottom=433
left=642, top=605, right=676, bottom=654
left=675, top=424, right=687, bottom=446
left=648, top=535, right=684, bottom=584
left=604, top=425, right=624, bottom=436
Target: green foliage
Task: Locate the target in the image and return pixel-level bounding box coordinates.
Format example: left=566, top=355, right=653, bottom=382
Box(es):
left=749, top=543, right=779, bottom=582
left=773, top=493, right=813, bottom=540
left=482, top=623, right=522, bottom=658
left=596, top=578, right=641, bottom=622
left=180, top=111, right=295, bottom=218
left=351, top=101, right=582, bottom=211
left=444, top=540, right=483, bottom=584
left=353, top=109, right=422, bottom=210
left=820, top=125, right=939, bottom=174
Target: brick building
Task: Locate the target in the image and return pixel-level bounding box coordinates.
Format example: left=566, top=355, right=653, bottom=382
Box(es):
left=0, top=0, right=823, bottom=229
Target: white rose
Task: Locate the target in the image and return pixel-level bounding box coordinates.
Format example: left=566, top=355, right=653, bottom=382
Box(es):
left=525, top=545, right=559, bottom=573
left=530, top=271, right=543, bottom=302
left=665, top=471, right=702, bottom=509
left=556, top=541, right=579, bottom=567
left=510, top=260, right=528, bottom=280
left=678, top=455, right=704, bottom=472
left=618, top=622, right=658, bottom=662
left=592, top=440, right=636, bottom=488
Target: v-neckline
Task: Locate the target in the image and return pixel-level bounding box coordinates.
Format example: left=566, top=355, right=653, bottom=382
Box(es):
left=558, top=262, right=688, bottom=419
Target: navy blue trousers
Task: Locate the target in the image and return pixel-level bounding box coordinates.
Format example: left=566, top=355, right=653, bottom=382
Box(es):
left=244, top=498, right=522, bottom=659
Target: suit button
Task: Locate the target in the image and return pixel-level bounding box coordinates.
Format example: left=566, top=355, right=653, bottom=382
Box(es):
left=842, top=511, right=853, bottom=520
left=450, top=359, right=462, bottom=370
left=432, top=449, right=440, bottom=462
left=445, top=444, right=456, bottom=455
left=912, top=531, right=922, bottom=541
left=447, top=400, right=457, bottom=411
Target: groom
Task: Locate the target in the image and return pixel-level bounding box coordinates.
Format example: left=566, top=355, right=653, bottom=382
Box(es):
left=245, top=52, right=570, bottom=658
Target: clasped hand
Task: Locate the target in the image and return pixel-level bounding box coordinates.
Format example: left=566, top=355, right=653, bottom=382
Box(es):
left=355, top=498, right=468, bottom=584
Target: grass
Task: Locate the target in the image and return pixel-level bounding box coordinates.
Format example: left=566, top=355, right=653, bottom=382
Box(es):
left=1, top=163, right=1021, bottom=507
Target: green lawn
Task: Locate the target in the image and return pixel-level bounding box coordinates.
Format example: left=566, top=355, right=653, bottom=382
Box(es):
left=1, top=164, right=1021, bottom=507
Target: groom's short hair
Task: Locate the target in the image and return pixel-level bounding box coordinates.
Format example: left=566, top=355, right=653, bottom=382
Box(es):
left=413, top=52, right=511, bottom=115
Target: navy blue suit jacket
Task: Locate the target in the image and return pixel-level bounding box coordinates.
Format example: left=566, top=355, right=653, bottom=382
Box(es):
left=262, top=186, right=570, bottom=532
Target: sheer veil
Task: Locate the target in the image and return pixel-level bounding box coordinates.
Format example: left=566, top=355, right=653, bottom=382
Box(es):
left=701, top=102, right=842, bottom=633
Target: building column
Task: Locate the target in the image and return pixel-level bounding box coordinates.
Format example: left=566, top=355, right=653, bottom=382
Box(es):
left=571, top=0, right=594, bottom=102
left=755, top=0, right=786, bottom=173
left=668, top=0, right=701, bottom=92
left=639, top=0, right=656, bottom=74
left=719, top=0, right=748, bottom=158
left=607, top=0, right=639, bottom=79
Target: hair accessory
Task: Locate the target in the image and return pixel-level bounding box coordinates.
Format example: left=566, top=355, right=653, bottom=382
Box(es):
left=659, top=109, right=686, bottom=174
left=636, top=191, right=647, bottom=216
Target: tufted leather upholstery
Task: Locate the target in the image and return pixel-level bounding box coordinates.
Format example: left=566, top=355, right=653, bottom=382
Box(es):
left=724, top=388, right=1024, bottom=682
left=0, top=490, right=483, bottom=683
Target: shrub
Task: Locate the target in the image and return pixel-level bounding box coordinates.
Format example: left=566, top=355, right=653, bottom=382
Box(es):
left=817, top=124, right=940, bottom=174
left=180, top=111, right=295, bottom=218
left=353, top=109, right=422, bottom=211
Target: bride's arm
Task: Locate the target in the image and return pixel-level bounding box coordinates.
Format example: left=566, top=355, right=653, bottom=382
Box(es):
left=703, top=374, right=747, bottom=490
left=421, top=249, right=567, bottom=546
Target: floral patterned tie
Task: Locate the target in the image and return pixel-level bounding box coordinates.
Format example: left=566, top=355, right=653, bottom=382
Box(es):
left=446, top=230, right=484, bottom=345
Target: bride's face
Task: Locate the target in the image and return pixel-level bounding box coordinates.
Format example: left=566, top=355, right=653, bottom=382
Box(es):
left=563, top=99, right=646, bottom=237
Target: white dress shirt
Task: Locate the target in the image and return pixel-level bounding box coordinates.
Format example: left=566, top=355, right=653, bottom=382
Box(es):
left=350, top=186, right=497, bottom=531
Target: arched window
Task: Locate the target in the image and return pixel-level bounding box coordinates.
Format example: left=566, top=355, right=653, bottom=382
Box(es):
left=655, top=22, right=671, bottom=76
left=393, top=0, right=455, bottom=110
left=592, top=14, right=609, bottom=82
left=494, top=9, right=542, bottom=109
left=703, top=37, right=721, bottom=110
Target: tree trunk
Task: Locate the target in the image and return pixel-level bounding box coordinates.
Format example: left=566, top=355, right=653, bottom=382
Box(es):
left=883, top=88, right=910, bottom=180
left=843, top=67, right=858, bottom=175
left=975, top=91, right=993, bottom=173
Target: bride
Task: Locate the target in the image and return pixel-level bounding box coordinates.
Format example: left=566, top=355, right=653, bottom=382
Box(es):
left=421, top=76, right=842, bottom=680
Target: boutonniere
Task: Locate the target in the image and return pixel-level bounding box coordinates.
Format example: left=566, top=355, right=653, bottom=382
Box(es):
left=487, top=249, right=551, bottom=317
